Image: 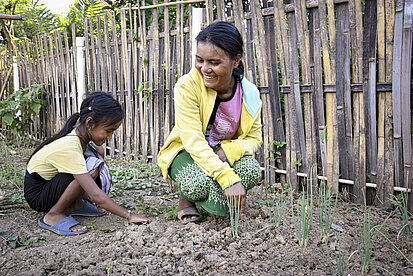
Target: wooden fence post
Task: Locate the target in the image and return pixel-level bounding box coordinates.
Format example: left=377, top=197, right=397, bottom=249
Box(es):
left=12, top=56, right=19, bottom=92
left=191, top=7, right=203, bottom=67
left=75, top=37, right=86, bottom=111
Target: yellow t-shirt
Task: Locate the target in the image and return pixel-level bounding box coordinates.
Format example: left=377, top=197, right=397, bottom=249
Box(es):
left=27, top=129, right=88, bottom=180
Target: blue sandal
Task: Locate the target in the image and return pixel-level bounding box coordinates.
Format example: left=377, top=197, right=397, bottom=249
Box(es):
left=38, top=216, right=88, bottom=236
left=66, top=202, right=106, bottom=217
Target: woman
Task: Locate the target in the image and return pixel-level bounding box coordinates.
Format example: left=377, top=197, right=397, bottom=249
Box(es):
left=158, top=21, right=262, bottom=224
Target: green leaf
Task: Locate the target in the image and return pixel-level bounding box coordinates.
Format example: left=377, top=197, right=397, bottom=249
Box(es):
left=31, top=103, right=42, bottom=113
left=320, top=129, right=327, bottom=143
left=3, top=112, right=14, bottom=126
left=100, top=229, right=116, bottom=233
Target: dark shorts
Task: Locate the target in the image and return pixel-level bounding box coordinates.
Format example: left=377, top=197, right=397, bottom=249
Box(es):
left=24, top=171, right=75, bottom=212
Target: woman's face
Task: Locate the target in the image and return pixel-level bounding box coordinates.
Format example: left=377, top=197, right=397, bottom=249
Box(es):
left=195, top=41, right=240, bottom=95
left=89, top=120, right=122, bottom=146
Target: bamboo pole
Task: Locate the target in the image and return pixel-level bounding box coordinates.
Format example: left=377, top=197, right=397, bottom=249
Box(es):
left=348, top=0, right=365, bottom=203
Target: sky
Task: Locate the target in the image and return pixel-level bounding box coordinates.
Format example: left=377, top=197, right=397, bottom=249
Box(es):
left=38, top=0, right=76, bottom=15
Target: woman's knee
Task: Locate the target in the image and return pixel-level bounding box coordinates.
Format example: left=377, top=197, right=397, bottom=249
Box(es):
left=233, top=156, right=262, bottom=185
left=176, top=165, right=211, bottom=201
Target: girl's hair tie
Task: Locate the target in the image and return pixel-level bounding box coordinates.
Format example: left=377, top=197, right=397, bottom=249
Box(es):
left=88, top=106, right=92, bottom=111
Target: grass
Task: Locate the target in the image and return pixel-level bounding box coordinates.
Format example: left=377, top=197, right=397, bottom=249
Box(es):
left=0, top=137, right=28, bottom=206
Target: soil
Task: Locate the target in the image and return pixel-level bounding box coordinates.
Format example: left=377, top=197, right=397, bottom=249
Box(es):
left=1, top=142, right=413, bottom=276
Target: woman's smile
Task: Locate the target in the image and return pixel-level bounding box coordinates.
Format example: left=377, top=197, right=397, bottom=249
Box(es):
left=195, top=41, right=240, bottom=97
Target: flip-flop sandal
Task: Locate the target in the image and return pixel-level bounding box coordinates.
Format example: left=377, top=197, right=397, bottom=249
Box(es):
left=38, top=216, right=88, bottom=236
left=66, top=202, right=106, bottom=217
left=177, top=206, right=203, bottom=225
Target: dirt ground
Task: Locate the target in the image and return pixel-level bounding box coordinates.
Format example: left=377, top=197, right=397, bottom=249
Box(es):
left=1, top=140, right=413, bottom=275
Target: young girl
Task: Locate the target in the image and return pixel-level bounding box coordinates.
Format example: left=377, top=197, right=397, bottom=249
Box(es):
left=24, top=92, right=150, bottom=235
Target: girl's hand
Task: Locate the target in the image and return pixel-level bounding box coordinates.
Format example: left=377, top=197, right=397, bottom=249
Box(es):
left=224, top=182, right=246, bottom=215
left=128, top=213, right=151, bottom=225
left=214, top=147, right=229, bottom=163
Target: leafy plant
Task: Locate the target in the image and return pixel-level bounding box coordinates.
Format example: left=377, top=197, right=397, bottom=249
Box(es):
left=137, top=82, right=153, bottom=102
left=6, top=234, right=46, bottom=251
left=267, top=140, right=286, bottom=165
left=0, top=83, right=48, bottom=135
left=164, top=204, right=177, bottom=220
left=292, top=158, right=303, bottom=169
left=86, top=219, right=98, bottom=230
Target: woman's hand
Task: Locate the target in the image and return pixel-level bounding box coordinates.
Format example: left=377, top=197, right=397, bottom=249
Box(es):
left=128, top=213, right=151, bottom=225
left=214, top=147, right=229, bottom=163
left=224, top=181, right=246, bottom=215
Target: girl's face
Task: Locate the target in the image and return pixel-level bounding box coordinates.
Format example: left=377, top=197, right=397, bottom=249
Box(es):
left=195, top=41, right=241, bottom=96
left=89, top=120, right=122, bottom=146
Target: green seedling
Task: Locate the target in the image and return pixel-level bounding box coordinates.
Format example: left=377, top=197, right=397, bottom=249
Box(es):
left=100, top=228, right=116, bottom=233
left=86, top=220, right=99, bottom=230
left=290, top=174, right=314, bottom=248
left=355, top=191, right=391, bottom=274
left=392, top=191, right=411, bottom=251
left=107, top=258, right=113, bottom=276
left=336, top=234, right=351, bottom=276
left=325, top=233, right=352, bottom=276
left=227, top=186, right=242, bottom=237
left=317, top=178, right=338, bottom=242
left=257, top=190, right=288, bottom=228
left=269, top=190, right=288, bottom=227
left=164, top=204, right=178, bottom=221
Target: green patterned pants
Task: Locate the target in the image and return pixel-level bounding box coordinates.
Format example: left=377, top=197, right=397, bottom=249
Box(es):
left=169, top=150, right=262, bottom=217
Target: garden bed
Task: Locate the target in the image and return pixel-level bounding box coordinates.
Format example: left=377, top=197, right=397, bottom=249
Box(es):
left=1, top=139, right=412, bottom=275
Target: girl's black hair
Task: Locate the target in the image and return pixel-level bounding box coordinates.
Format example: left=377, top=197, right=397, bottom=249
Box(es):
left=196, top=21, right=244, bottom=81
left=28, top=92, right=123, bottom=162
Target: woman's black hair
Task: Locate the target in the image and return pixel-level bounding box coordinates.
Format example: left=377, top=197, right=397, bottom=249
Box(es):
left=28, top=92, right=124, bottom=162
left=196, top=21, right=244, bottom=81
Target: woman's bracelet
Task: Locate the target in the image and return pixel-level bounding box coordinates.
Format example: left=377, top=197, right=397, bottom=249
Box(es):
left=125, top=210, right=131, bottom=220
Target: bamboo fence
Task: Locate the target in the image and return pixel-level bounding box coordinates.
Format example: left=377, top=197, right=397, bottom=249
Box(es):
left=0, top=50, right=13, bottom=100
left=0, top=0, right=412, bottom=209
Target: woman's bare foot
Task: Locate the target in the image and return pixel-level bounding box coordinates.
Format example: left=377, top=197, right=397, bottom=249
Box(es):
left=43, top=212, right=87, bottom=232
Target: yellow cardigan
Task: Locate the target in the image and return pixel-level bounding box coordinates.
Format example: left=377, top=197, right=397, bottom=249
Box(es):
left=157, top=68, right=262, bottom=189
